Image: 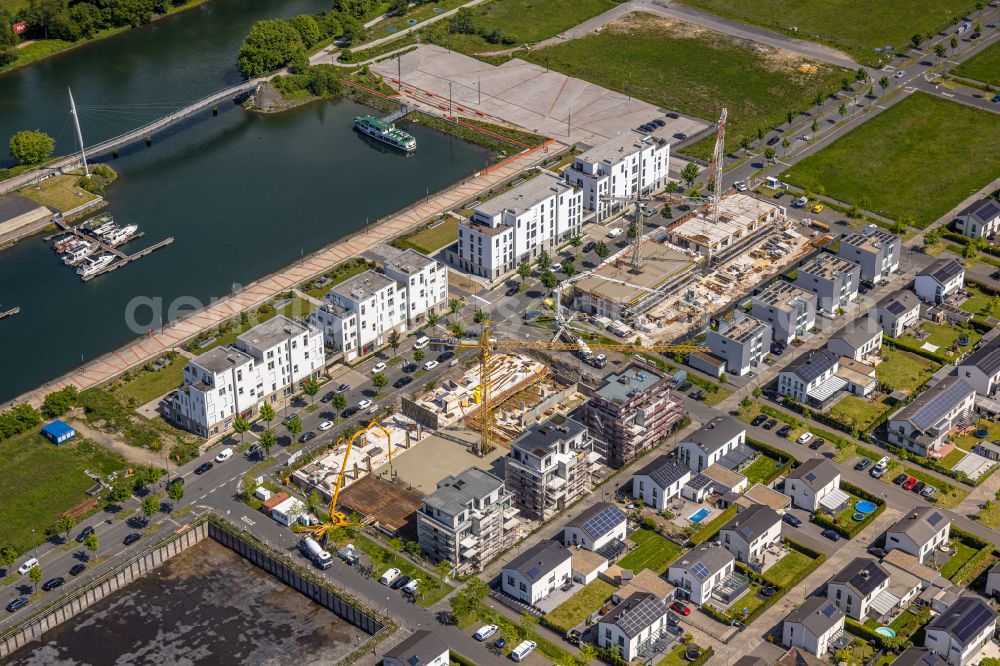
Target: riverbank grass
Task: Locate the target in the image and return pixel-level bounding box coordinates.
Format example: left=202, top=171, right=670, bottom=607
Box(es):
left=0, top=431, right=126, bottom=552
left=19, top=174, right=100, bottom=212
left=518, top=12, right=845, bottom=156
left=781, top=93, right=1000, bottom=228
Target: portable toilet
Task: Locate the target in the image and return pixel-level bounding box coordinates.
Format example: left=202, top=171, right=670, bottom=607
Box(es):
left=41, top=420, right=76, bottom=445
left=765, top=176, right=780, bottom=189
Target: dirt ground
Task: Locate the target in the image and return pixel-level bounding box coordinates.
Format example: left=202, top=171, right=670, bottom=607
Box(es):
left=69, top=418, right=167, bottom=468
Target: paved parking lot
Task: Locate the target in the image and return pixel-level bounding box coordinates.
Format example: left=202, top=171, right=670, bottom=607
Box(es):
left=373, top=45, right=709, bottom=145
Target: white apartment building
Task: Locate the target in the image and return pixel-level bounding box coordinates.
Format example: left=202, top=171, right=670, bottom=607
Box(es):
left=455, top=172, right=582, bottom=280
left=416, top=467, right=519, bottom=575
left=383, top=248, right=448, bottom=326
left=170, top=315, right=324, bottom=437
left=915, top=259, right=965, bottom=304
left=563, top=503, right=628, bottom=553
left=564, top=134, right=670, bottom=221
left=676, top=416, right=747, bottom=473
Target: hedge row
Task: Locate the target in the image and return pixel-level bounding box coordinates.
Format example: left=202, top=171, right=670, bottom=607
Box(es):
left=951, top=525, right=992, bottom=550
left=595, top=645, right=629, bottom=666
left=690, top=647, right=715, bottom=666
left=883, top=335, right=952, bottom=365
left=747, top=437, right=799, bottom=469
left=813, top=483, right=885, bottom=539
left=845, top=617, right=912, bottom=652
left=951, top=546, right=997, bottom=586
left=688, top=505, right=737, bottom=546
left=449, top=652, right=476, bottom=666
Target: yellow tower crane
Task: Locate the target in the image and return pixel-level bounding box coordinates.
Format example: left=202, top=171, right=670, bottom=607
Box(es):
left=299, top=419, right=391, bottom=541
left=432, top=322, right=706, bottom=455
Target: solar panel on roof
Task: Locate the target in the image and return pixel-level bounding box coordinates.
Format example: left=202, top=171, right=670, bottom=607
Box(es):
left=953, top=600, right=996, bottom=642
left=820, top=604, right=838, bottom=618
left=613, top=596, right=667, bottom=636
left=526, top=566, right=540, bottom=579
left=927, top=512, right=943, bottom=526
left=407, top=657, right=419, bottom=666
left=805, top=472, right=816, bottom=483
left=691, top=562, right=710, bottom=581
left=793, top=351, right=837, bottom=383
left=911, top=380, right=971, bottom=431
left=581, top=505, right=626, bottom=538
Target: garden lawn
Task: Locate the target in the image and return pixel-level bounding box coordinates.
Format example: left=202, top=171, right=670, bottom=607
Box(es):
left=545, top=579, right=614, bottom=632
left=828, top=395, right=891, bottom=432
left=959, top=284, right=995, bottom=317
left=954, top=421, right=1000, bottom=450
left=619, top=528, right=683, bottom=573
left=889, top=606, right=930, bottom=639
left=976, top=501, right=1000, bottom=528
left=782, top=93, right=1000, bottom=228
left=953, top=40, right=1000, bottom=85
left=901, top=323, right=980, bottom=356
left=520, top=13, right=845, bottom=155
left=938, top=542, right=977, bottom=581
left=395, top=218, right=458, bottom=254
left=0, top=432, right=126, bottom=552
left=762, top=551, right=815, bottom=588
left=117, top=357, right=186, bottom=405
left=938, top=447, right=968, bottom=469
left=727, top=584, right=765, bottom=619
left=876, top=348, right=939, bottom=391
left=742, top=453, right=784, bottom=485
left=898, top=466, right=967, bottom=509
left=675, top=0, right=978, bottom=65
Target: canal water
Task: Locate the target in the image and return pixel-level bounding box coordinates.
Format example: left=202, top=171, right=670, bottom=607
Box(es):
left=5, top=540, right=367, bottom=665
left=0, top=2, right=492, bottom=403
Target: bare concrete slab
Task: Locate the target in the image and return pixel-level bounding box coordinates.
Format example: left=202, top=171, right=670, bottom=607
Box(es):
left=374, top=433, right=505, bottom=494
left=373, top=45, right=709, bottom=146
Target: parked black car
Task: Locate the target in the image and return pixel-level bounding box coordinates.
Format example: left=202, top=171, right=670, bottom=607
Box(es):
left=782, top=514, right=802, bottom=528
left=776, top=425, right=793, bottom=438
left=394, top=376, right=413, bottom=389
left=762, top=419, right=778, bottom=430
left=437, top=351, right=455, bottom=362
left=821, top=529, right=841, bottom=542
left=342, top=406, right=359, bottom=418
left=123, top=533, right=142, bottom=546
left=42, top=577, right=65, bottom=591
left=321, top=391, right=336, bottom=403
left=299, top=431, right=317, bottom=443
left=676, top=381, right=693, bottom=392
left=336, top=383, right=351, bottom=393
left=688, top=389, right=704, bottom=401
left=505, top=285, right=519, bottom=297
left=6, top=597, right=28, bottom=612
left=854, top=458, right=872, bottom=471
left=767, top=135, right=780, bottom=145
left=809, top=438, right=825, bottom=450
left=69, top=564, right=87, bottom=576
left=75, top=525, right=95, bottom=543
left=912, top=481, right=926, bottom=494
left=194, top=462, right=213, bottom=475
left=390, top=575, right=411, bottom=590
left=402, top=363, right=417, bottom=373
left=892, top=473, right=908, bottom=485
left=583, top=241, right=596, bottom=252
left=750, top=414, right=768, bottom=427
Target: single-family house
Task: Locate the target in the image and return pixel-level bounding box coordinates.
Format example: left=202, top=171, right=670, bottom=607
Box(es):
left=875, top=291, right=921, bottom=338
left=885, top=507, right=951, bottom=565
left=886, top=376, right=976, bottom=457
left=782, top=596, right=846, bottom=657
left=382, top=630, right=449, bottom=666
left=924, top=596, right=997, bottom=665
left=828, top=316, right=883, bottom=362
left=563, top=503, right=628, bottom=553
left=777, top=349, right=840, bottom=404
left=782, top=458, right=842, bottom=512
left=632, top=455, right=692, bottom=510
left=984, top=560, right=1000, bottom=598
left=957, top=335, right=1000, bottom=397
left=827, top=557, right=891, bottom=621
left=890, top=648, right=948, bottom=666
left=953, top=198, right=1000, bottom=240
left=501, top=540, right=572, bottom=605
left=597, top=592, right=670, bottom=661
left=915, top=259, right=965, bottom=304
left=718, top=503, right=782, bottom=565
left=676, top=416, right=747, bottom=472
left=667, top=544, right=739, bottom=606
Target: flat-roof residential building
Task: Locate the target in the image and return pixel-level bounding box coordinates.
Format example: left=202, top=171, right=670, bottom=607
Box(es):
left=783, top=458, right=841, bottom=512
left=886, top=507, right=951, bottom=564
left=827, top=316, right=883, bottom=362
left=456, top=172, right=582, bottom=280
left=740, top=483, right=792, bottom=514
left=750, top=281, right=817, bottom=345
left=954, top=198, right=1000, bottom=240
left=875, top=290, right=921, bottom=338
left=836, top=227, right=900, bottom=283
left=887, top=376, right=976, bottom=457
left=925, top=596, right=997, bottom=665
left=915, top=259, right=965, bottom=304
left=382, top=248, right=448, bottom=327
left=506, top=416, right=593, bottom=521
left=889, top=648, right=947, bottom=666
left=572, top=549, right=610, bottom=585
left=782, top=596, right=846, bottom=657
left=563, top=503, right=628, bottom=554
left=501, top=539, right=572, bottom=605
left=382, top=630, right=449, bottom=666
left=170, top=316, right=324, bottom=437
left=667, top=544, right=738, bottom=606
left=676, top=416, right=747, bottom=473
left=612, top=568, right=676, bottom=604
left=564, top=134, right=669, bottom=221
left=707, top=315, right=772, bottom=376
left=666, top=193, right=785, bottom=264
left=580, top=361, right=683, bottom=468
left=957, top=335, right=1000, bottom=397
left=827, top=557, right=891, bottom=621
left=308, top=270, right=405, bottom=361
left=793, top=253, right=860, bottom=314
left=597, top=592, right=670, bottom=661
left=701, top=464, right=748, bottom=495
left=632, top=455, right=691, bottom=510
left=417, top=467, right=519, bottom=575
left=777, top=349, right=840, bottom=405
left=719, top=503, right=782, bottom=566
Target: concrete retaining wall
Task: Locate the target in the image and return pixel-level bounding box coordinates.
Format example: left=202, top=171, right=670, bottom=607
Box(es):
left=0, top=522, right=208, bottom=659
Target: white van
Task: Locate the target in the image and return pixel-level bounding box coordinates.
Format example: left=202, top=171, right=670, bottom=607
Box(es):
left=511, top=640, right=537, bottom=662
left=607, top=227, right=624, bottom=239
left=403, top=579, right=419, bottom=596
left=413, top=335, right=430, bottom=350
left=379, top=567, right=401, bottom=585
left=17, top=557, right=38, bottom=576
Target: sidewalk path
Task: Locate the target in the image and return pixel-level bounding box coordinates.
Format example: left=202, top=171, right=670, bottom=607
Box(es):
left=6, top=142, right=559, bottom=409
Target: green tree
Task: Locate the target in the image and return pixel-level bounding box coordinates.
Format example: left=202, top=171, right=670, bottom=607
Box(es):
left=781, top=137, right=790, bottom=154
left=232, top=415, right=251, bottom=443
left=372, top=372, right=388, bottom=394
left=540, top=271, right=557, bottom=289
left=83, top=531, right=99, bottom=553
left=535, top=249, right=550, bottom=269
left=855, top=67, right=867, bottom=81
left=449, top=321, right=465, bottom=338
left=434, top=559, right=452, bottom=583
left=9, top=130, right=55, bottom=165
left=448, top=298, right=463, bottom=316
left=739, top=136, right=751, bottom=155
left=756, top=127, right=764, bottom=143
left=813, top=91, right=824, bottom=107
left=665, top=181, right=679, bottom=194
left=331, top=392, right=347, bottom=411
left=838, top=103, right=847, bottom=117
left=387, top=330, right=401, bottom=356
left=29, top=565, right=42, bottom=591
left=786, top=109, right=795, bottom=124
left=301, top=376, right=320, bottom=403
left=810, top=119, right=818, bottom=133
left=569, top=235, right=582, bottom=247
left=258, top=429, right=277, bottom=456
left=167, top=480, right=184, bottom=501
left=934, top=43, right=947, bottom=58
left=661, top=204, right=673, bottom=219
left=389, top=536, right=403, bottom=552
left=595, top=241, right=610, bottom=259
left=879, top=76, right=890, bottom=94
left=413, top=349, right=425, bottom=363
left=108, top=481, right=132, bottom=503
left=288, top=14, right=320, bottom=48
left=259, top=401, right=275, bottom=428
left=286, top=416, right=303, bottom=439
left=368, top=547, right=388, bottom=573
left=562, top=259, right=576, bottom=278
left=141, top=494, right=160, bottom=521
left=42, top=386, right=78, bottom=419
left=473, top=308, right=487, bottom=324
left=764, top=147, right=776, bottom=163
left=389, top=0, right=408, bottom=16
left=516, top=259, right=531, bottom=281
left=56, top=514, right=75, bottom=540
left=0, top=546, right=17, bottom=577
left=237, top=19, right=305, bottom=78
left=681, top=162, right=700, bottom=187
left=426, top=311, right=438, bottom=327
left=910, top=33, right=923, bottom=48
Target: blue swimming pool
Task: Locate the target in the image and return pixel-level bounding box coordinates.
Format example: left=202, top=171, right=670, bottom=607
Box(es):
left=689, top=508, right=712, bottom=523
left=855, top=501, right=878, bottom=514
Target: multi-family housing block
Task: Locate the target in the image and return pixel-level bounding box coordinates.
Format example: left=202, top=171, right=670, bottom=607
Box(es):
left=793, top=252, right=860, bottom=313
left=836, top=227, right=900, bottom=283
left=750, top=281, right=817, bottom=345
left=707, top=315, right=772, bottom=376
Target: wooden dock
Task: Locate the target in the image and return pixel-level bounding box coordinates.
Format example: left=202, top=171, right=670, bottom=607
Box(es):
left=0, top=306, right=20, bottom=320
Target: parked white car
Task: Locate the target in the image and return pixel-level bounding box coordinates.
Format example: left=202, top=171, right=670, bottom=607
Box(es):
left=318, top=420, right=333, bottom=431
left=474, top=624, right=498, bottom=641
left=797, top=432, right=813, bottom=445
left=607, top=227, right=624, bottom=238
left=371, top=362, right=387, bottom=374
left=379, top=568, right=401, bottom=585
left=414, top=335, right=430, bottom=350
left=358, top=399, right=373, bottom=410
left=17, top=557, right=38, bottom=576
left=215, top=447, right=233, bottom=463
left=511, top=640, right=537, bottom=662
left=423, top=360, right=439, bottom=371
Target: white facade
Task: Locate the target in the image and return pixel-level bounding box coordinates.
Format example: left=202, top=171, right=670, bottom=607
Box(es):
left=271, top=496, right=307, bottom=527
left=666, top=546, right=735, bottom=606
left=456, top=172, right=582, bottom=280
left=782, top=598, right=845, bottom=657
left=170, top=316, right=324, bottom=437
left=676, top=417, right=746, bottom=473
left=597, top=593, right=669, bottom=661
left=777, top=349, right=839, bottom=404
left=707, top=315, right=772, bottom=376
left=783, top=459, right=841, bottom=512
left=885, top=509, right=951, bottom=564
left=632, top=456, right=691, bottom=510
left=563, top=505, right=627, bottom=552
left=309, top=270, right=408, bottom=362
left=383, top=249, right=449, bottom=327
left=925, top=598, right=997, bottom=666
left=915, top=259, right=965, bottom=304
left=719, top=505, right=782, bottom=564
left=564, top=134, right=670, bottom=221
left=954, top=198, right=1000, bottom=240
left=501, top=541, right=573, bottom=604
